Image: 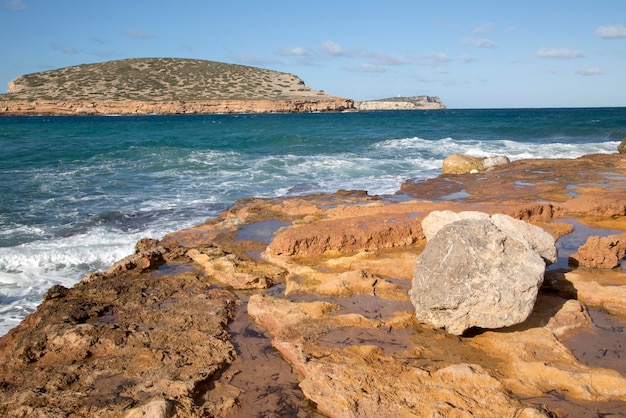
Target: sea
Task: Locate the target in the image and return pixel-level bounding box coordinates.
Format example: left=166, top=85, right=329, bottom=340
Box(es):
left=0, top=108, right=624, bottom=336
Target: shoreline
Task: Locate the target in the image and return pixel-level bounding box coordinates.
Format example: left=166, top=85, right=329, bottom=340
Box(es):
left=1, top=152, right=625, bottom=416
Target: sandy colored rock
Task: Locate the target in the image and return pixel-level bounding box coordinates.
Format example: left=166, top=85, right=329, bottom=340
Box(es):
left=248, top=294, right=546, bottom=418
left=554, top=271, right=626, bottom=316
left=618, top=137, right=626, bottom=153
left=544, top=299, right=591, bottom=337
left=0, top=245, right=240, bottom=417
left=441, top=153, right=484, bottom=174
left=441, top=153, right=510, bottom=174
left=2, top=153, right=626, bottom=416
left=471, top=325, right=626, bottom=401
left=187, top=247, right=285, bottom=289
left=124, top=399, right=174, bottom=418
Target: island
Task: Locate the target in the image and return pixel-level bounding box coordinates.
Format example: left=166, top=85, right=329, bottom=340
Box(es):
left=0, top=58, right=444, bottom=116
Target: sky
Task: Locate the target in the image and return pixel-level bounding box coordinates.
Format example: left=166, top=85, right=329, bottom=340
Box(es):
left=1, top=0, right=625, bottom=108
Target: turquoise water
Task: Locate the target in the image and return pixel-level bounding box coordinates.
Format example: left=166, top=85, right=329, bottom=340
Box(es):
left=0, top=108, right=624, bottom=334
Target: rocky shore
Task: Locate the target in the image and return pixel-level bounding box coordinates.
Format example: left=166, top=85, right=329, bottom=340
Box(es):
left=1, top=152, right=626, bottom=417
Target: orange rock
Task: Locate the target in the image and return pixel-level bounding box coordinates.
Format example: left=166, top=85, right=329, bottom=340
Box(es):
left=569, top=234, right=626, bottom=268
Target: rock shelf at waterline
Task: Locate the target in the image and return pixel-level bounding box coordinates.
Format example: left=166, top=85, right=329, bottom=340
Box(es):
left=1, top=153, right=626, bottom=417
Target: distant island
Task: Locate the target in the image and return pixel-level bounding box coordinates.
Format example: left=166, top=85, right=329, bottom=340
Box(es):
left=355, top=96, right=446, bottom=111
left=0, top=58, right=444, bottom=115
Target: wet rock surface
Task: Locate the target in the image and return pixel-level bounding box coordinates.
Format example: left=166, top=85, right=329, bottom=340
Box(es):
left=1, top=153, right=626, bottom=417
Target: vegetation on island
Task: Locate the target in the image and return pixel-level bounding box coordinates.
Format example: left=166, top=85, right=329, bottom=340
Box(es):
left=2, top=58, right=332, bottom=102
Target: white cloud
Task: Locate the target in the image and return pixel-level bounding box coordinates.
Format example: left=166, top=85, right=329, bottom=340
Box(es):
left=369, top=52, right=410, bottom=66
left=123, top=31, right=156, bottom=39
left=596, top=25, right=626, bottom=39
left=460, top=54, right=475, bottom=63
left=416, top=52, right=451, bottom=66
left=278, top=47, right=308, bottom=56
left=346, top=63, right=386, bottom=73
left=472, top=23, right=494, bottom=34
left=535, top=48, right=584, bottom=59
left=461, top=38, right=497, bottom=48
left=1, top=0, right=25, bottom=10
left=51, top=43, right=79, bottom=55
left=576, top=67, right=602, bottom=76
left=321, top=40, right=350, bottom=57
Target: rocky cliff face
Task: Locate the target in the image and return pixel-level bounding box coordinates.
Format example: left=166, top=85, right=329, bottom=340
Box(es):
left=0, top=98, right=355, bottom=115
left=355, top=95, right=445, bottom=111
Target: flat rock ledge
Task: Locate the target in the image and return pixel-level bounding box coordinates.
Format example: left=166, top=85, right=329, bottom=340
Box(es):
left=1, top=153, right=626, bottom=417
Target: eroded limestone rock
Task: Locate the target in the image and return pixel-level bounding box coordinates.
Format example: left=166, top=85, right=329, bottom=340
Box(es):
left=410, top=217, right=550, bottom=335
left=187, top=246, right=285, bottom=289
left=248, top=294, right=546, bottom=418
left=569, top=234, right=626, bottom=269
left=441, top=153, right=510, bottom=174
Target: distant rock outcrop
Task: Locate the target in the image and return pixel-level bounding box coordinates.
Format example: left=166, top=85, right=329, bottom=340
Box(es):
left=355, top=96, right=445, bottom=111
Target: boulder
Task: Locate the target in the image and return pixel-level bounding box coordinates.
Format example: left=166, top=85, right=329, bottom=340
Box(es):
left=618, top=137, right=626, bottom=154
left=481, top=155, right=511, bottom=171
left=441, top=154, right=483, bottom=174
left=410, top=216, right=553, bottom=335
left=421, top=210, right=490, bottom=241
left=441, top=154, right=510, bottom=174
left=421, top=211, right=557, bottom=264
left=569, top=234, right=626, bottom=269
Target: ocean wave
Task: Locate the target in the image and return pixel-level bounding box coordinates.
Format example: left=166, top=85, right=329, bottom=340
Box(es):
left=374, top=136, right=619, bottom=160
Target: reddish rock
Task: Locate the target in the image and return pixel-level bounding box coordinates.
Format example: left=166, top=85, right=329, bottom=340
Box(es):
left=267, top=213, right=424, bottom=257
left=569, top=234, right=626, bottom=268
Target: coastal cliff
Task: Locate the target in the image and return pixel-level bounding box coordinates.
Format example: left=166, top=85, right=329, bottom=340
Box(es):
left=0, top=98, right=354, bottom=116
left=355, top=95, right=445, bottom=111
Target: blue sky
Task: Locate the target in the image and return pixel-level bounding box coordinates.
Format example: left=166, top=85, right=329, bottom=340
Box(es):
left=1, top=0, right=625, bottom=108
